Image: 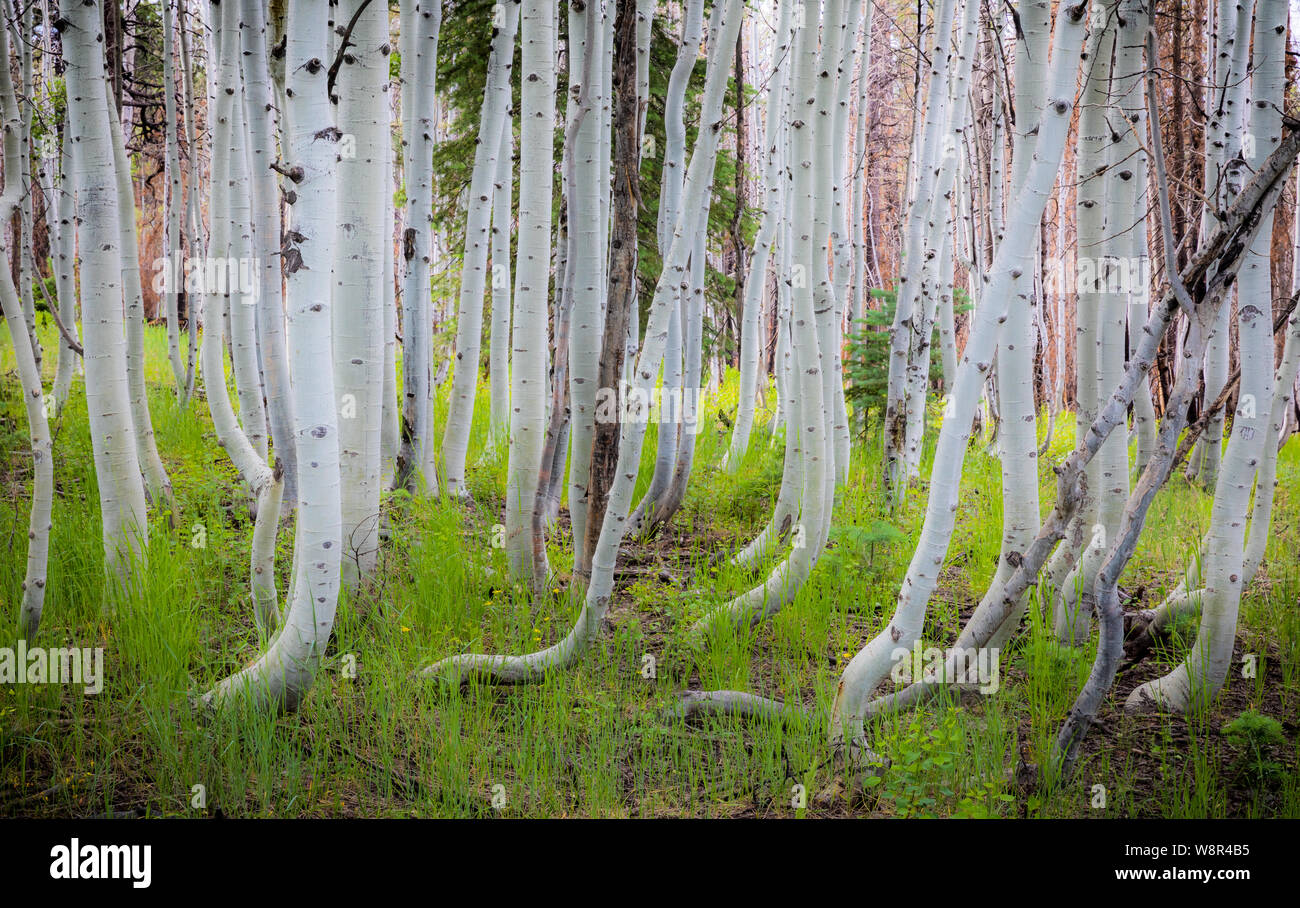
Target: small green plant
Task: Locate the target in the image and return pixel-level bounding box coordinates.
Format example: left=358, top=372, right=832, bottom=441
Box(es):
left=844, top=286, right=970, bottom=432
left=864, top=711, right=971, bottom=818
left=1222, top=711, right=1287, bottom=784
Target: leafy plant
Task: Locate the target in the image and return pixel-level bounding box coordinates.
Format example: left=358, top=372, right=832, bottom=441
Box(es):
left=1222, top=711, right=1287, bottom=784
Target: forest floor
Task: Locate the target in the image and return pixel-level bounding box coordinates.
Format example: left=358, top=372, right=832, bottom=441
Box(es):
left=2, top=317, right=1298, bottom=818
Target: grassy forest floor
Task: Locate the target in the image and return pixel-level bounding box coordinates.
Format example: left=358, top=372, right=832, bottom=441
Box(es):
left=2, top=316, right=1298, bottom=817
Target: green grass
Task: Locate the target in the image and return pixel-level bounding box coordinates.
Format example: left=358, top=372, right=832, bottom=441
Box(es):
left=1, top=315, right=1297, bottom=817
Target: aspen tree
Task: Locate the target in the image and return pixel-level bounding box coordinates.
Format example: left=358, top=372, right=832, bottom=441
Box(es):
left=832, top=0, right=1094, bottom=757
left=396, top=0, right=450, bottom=493
left=442, top=0, right=521, bottom=498
left=882, top=0, right=958, bottom=502
left=722, top=0, right=795, bottom=472
left=162, top=0, right=187, bottom=398
left=106, top=70, right=175, bottom=515
left=0, top=4, right=51, bottom=641
left=332, top=0, right=390, bottom=588
left=58, top=0, right=148, bottom=582
left=426, top=0, right=745, bottom=682
left=206, top=0, right=342, bottom=710
left=503, top=0, right=557, bottom=581
left=242, top=0, right=297, bottom=507
left=628, top=0, right=703, bottom=533
left=1127, top=0, right=1286, bottom=714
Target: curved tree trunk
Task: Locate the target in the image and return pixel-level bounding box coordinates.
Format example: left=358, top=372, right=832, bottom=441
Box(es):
left=205, top=0, right=342, bottom=711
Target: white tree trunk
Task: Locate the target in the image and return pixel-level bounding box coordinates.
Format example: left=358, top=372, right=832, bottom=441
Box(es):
left=332, top=0, right=390, bottom=589
left=426, top=0, right=745, bottom=682
left=488, top=122, right=514, bottom=452
left=566, top=0, right=608, bottom=573
left=441, top=0, right=521, bottom=497
left=694, top=1, right=827, bottom=635
left=106, top=71, right=175, bottom=515
left=242, top=0, right=298, bottom=507
left=396, top=0, right=447, bottom=493
left=628, top=0, right=703, bottom=531
left=205, top=0, right=342, bottom=710
left=1191, top=0, right=1253, bottom=489
left=162, top=0, right=187, bottom=397
left=503, top=0, right=557, bottom=581
left=722, top=0, right=794, bottom=472
left=61, top=0, right=149, bottom=582
left=50, top=128, right=80, bottom=411
left=1052, top=16, right=1115, bottom=645
left=0, top=13, right=52, bottom=641
left=882, top=0, right=958, bottom=501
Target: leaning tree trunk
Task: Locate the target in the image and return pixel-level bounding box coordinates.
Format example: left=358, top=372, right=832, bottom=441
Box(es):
left=831, top=0, right=1093, bottom=759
